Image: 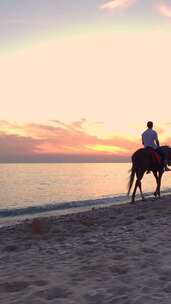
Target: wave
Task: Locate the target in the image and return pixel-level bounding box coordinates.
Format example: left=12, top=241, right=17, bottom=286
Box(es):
left=0, top=188, right=171, bottom=218
left=0, top=195, right=127, bottom=218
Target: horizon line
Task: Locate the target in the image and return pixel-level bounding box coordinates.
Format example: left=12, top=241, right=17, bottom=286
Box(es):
left=0, top=160, right=130, bottom=164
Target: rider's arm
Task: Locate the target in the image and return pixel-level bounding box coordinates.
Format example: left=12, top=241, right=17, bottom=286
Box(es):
left=156, top=134, right=160, bottom=147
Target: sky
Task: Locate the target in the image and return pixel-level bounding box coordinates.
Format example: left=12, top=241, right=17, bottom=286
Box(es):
left=1, top=0, right=171, bottom=162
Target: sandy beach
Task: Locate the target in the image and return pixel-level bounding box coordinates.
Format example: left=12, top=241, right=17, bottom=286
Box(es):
left=0, top=196, right=171, bottom=304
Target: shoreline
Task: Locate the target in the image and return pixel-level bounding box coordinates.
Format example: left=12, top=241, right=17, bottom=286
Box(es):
left=0, top=195, right=128, bottom=229
left=1, top=190, right=171, bottom=229
left=1, top=193, right=171, bottom=232
left=0, top=195, right=171, bottom=303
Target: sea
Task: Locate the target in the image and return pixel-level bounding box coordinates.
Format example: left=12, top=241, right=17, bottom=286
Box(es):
left=0, top=163, right=171, bottom=227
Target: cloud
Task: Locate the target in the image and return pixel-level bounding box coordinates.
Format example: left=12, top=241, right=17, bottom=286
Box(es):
left=0, top=133, right=43, bottom=157
left=99, top=0, right=136, bottom=11
left=0, top=120, right=139, bottom=162
left=155, top=1, right=171, bottom=18
left=71, top=118, right=87, bottom=130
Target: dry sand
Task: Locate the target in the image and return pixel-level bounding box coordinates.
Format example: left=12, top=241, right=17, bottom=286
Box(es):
left=0, top=196, right=171, bottom=304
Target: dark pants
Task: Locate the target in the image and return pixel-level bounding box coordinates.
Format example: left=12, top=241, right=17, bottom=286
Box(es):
left=156, top=147, right=166, bottom=163
left=156, top=147, right=168, bottom=163
left=145, top=146, right=166, bottom=165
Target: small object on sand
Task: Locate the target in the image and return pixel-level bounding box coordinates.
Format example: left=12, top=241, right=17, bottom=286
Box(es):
left=32, top=219, right=42, bottom=234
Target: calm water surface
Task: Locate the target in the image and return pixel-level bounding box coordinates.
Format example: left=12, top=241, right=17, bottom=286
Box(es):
left=0, top=163, right=171, bottom=223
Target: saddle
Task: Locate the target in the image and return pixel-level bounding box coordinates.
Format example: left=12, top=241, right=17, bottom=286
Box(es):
left=149, top=150, right=162, bottom=165
left=147, top=148, right=162, bottom=165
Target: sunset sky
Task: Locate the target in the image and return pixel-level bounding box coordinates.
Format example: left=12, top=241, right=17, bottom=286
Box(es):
left=1, top=0, right=171, bottom=162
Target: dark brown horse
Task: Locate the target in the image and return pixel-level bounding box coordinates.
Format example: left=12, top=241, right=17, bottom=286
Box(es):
left=128, top=146, right=171, bottom=203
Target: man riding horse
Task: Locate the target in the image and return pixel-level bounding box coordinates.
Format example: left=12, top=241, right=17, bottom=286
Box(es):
left=128, top=121, right=171, bottom=203
left=142, top=121, right=170, bottom=172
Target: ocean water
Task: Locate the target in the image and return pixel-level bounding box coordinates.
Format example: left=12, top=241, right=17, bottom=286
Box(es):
left=0, top=163, right=171, bottom=225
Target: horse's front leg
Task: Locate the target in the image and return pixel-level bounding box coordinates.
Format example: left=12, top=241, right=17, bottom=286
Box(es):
left=153, top=171, right=159, bottom=198
left=157, top=171, right=163, bottom=198
left=153, top=170, right=163, bottom=198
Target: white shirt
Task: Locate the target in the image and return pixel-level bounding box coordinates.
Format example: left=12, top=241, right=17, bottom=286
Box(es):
left=142, top=128, right=158, bottom=149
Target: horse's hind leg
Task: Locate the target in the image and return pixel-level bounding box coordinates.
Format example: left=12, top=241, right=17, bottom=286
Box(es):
left=131, top=180, right=138, bottom=203
left=131, top=171, right=144, bottom=203
left=153, top=170, right=163, bottom=198
left=138, top=181, right=145, bottom=201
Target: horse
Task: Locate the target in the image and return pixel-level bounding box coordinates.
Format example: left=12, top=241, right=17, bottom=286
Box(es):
left=128, top=146, right=171, bottom=203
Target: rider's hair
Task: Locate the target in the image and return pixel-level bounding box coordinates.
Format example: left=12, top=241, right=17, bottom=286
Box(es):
left=147, top=121, right=153, bottom=128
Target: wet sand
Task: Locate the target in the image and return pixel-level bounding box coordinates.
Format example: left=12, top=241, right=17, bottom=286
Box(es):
left=0, top=196, right=171, bottom=304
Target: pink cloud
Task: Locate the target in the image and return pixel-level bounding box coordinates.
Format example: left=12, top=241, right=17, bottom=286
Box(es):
left=99, top=0, right=136, bottom=11
left=0, top=120, right=140, bottom=162
left=155, top=1, right=171, bottom=18
left=0, top=133, right=43, bottom=156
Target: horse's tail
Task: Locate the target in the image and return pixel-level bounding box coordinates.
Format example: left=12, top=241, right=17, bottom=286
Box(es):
left=127, top=166, right=135, bottom=196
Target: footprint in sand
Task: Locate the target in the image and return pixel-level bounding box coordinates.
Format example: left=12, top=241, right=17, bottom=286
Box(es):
left=33, top=286, right=72, bottom=301
left=0, top=281, right=29, bottom=293
left=163, top=283, right=171, bottom=293
left=3, top=245, right=18, bottom=252
left=109, top=265, right=129, bottom=275
left=30, top=280, right=48, bottom=287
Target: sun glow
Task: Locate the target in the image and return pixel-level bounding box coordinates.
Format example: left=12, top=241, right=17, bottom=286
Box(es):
left=87, top=145, right=129, bottom=154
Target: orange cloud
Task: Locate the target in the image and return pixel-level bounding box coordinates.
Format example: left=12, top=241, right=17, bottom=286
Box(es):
left=99, top=0, right=136, bottom=11
left=0, top=120, right=140, bottom=162
left=155, top=1, right=171, bottom=18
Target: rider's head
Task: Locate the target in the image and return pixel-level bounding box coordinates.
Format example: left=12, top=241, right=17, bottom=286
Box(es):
left=147, top=121, right=153, bottom=129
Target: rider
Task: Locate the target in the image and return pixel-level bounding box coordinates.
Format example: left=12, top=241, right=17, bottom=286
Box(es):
left=142, top=121, right=171, bottom=171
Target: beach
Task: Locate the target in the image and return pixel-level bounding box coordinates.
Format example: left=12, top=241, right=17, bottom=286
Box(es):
left=0, top=196, right=171, bottom=304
